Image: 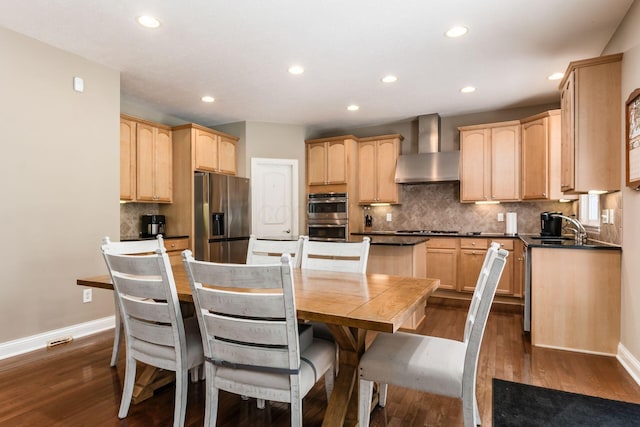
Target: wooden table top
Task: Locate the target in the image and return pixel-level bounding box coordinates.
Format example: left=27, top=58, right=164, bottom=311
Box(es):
left=78, top=268, right=439, bottom=334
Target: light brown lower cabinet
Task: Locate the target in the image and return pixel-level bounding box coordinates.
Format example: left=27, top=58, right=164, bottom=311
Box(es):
left=165, top=238, right=189, bottom=267
left=427, top=237, right=520, bottom=300
left=531, top=247, right=620, bottom=355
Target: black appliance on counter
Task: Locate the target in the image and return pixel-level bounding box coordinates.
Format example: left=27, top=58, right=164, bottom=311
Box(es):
left=140, top=214, right=166, bottom=237
left=540, top=212, right=562, bottom=236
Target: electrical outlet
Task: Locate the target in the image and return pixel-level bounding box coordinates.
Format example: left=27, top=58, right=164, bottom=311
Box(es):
left=601, top=209, right=609, bottom=224
left=386, top=213, right=392, bottom=222
left=497, top=213, right=504, bottom=222
left=609, top=209, right=615, bottom=225
left=83, top=288, right=92, bottom=303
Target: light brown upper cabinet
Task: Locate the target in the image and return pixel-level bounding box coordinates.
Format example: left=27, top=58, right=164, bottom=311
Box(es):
left=559, top=53, right=622, bottom=193
left=459, top=121, right=521, bottom=202
left=186, top=124, right=238, bottom=175
left=305, top=136, right=357, bottom=186
left=120, top=117, right=136, bottom=201
left=120, top=114, right=172, bottom=203
left=136, top=122, right=173, bottom=203
left=520, top=110, right=576, bottom=201
left=358, top=135, right=402, bottom=204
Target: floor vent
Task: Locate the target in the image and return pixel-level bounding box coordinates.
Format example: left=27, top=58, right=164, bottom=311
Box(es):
left=47, top=336, right=73, bottom=348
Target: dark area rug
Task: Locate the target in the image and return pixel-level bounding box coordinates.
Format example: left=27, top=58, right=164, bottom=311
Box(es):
left=492, top=378, right=640, bottom=426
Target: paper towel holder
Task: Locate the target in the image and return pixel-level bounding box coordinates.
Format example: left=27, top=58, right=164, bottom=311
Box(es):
left=505, top=212, right=518, bottom=236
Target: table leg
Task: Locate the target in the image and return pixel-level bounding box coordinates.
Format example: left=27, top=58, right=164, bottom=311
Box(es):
left=322, top=325, right=366, bottom=427
left=131, top=364, right=175, bottom=404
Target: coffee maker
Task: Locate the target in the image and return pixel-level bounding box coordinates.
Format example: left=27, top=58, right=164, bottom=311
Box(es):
left=140, top=214, right=166, bottom=238
left=540, top=212, right=562, bottom=237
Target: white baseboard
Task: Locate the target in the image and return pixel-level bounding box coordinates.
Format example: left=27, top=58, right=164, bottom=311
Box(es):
left=617, top=342, right=640, bottom=386
left=0, top=316, right=115, bottom=361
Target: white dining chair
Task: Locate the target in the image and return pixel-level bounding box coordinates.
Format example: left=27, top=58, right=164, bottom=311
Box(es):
left=300, top=237, right=371, bottom=273
left=246, top=234, right=312, bottom=409
left=101, top=236, right=166, bottom=368
left=358, top=242, right=508, bottom=427
left=101, top=236, right=204, bottom=427
left=246, top=234, right=306, bottom=268
left=182, top=251, right=336, bottom=427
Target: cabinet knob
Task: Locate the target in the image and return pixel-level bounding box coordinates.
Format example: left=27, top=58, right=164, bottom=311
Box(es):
left=171, top=243, right=176, bottom=248
left=471, top=242, right=476, bottom=246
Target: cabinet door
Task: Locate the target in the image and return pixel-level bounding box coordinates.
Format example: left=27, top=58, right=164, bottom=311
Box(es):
left=496, top=252, right=514, bottom=295
left=120, top=118, right=136, bottom=201
left=491, top=124, right=520, bottom=201
left=459, top=249, right=487, bottom=292
left=154, top=127, right=172, bottom=203
left=560, top=72, right=575, bottom=192
left=136, top=123, right=156, bottom=201
left=195, top=129, right=218, bottom=172
left=326, top=141, right=347, bottom=184
left=460, top=129, right=489, bottom=201
left=307, top=142, right=327, bottom=185
left=521, top=118, right=549, bottom=199
left=358, top=141, right=376, bottom=202
left=218, top=135, right=237, bottom=175
left=426, top=248, right=458, bottom=290
left=375, top=139, right=399, bottom=203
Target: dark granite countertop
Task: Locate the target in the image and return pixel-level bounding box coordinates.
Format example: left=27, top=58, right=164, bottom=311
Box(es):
left=120, top=235, right=189, bottom=242
left=353, top=231, right=621, bottom=250
left=519, top=235, right=621, bottom=251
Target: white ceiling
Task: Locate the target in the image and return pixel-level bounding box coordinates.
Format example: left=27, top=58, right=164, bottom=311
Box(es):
left=0, top=0, right=634, bottom=132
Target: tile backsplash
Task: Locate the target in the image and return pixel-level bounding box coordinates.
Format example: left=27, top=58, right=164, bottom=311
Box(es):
left=360, top=182, right=601, bottom=237
left=120, top=203, right=160, bottom=238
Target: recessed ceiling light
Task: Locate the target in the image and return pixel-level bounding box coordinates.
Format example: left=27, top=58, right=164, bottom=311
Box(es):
left=460, top=86, right=476, bottom=93
left=548, top=72, right=564, bottom=81
left=347, top=105, right=360, bottom=111
left=137, top=15, right=161, bottom=29
left=445, top=26, right=468, bottom=38
left=288, top=65, right=304, bottom=75
left=381, top=75, right=398, bottom=83
left=201, top=96, right=215, bottom=103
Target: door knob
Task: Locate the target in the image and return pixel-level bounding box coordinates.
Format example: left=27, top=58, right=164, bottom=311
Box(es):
left=284, top=229, right=291, bottom=234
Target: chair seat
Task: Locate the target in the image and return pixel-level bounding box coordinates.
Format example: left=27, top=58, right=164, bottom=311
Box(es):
left=214, top=338, right=335, bottom=398
left=359, top=332, right=465, bottom=398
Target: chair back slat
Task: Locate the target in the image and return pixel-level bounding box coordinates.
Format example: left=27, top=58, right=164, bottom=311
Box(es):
left=107, top=254, right=167, bottom=277
left=127, top=317, right=176, bottom=347
left=246, top=235, right=306, bottom=268
left=211, top=338, right=291, bottom=369
left=197, top=288, right=287, bottom=319
left=102, top=236, right=162, bottom=255
left=300, top=237, right=370, bottom=273
left=188, top=259, right=287, bottom=290
left=203, top=313, right=288, bottom=346
left=121, top=297, right=171, bottom=324
left=111, top=274, right=169, bottom=300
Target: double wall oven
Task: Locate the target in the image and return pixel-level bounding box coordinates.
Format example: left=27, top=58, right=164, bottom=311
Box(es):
left=307, top=192, right=348, bottom=241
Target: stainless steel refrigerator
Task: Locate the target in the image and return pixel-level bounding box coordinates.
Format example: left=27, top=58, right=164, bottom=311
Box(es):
left=194, top=172, right=250, bottom=264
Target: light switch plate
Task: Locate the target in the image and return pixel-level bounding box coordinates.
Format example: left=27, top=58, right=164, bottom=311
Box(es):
left=609, top=209, right=615, bottom=225
left=601, top=209, right=609, bottom=224
left=386, top=213, right=392, bottom=222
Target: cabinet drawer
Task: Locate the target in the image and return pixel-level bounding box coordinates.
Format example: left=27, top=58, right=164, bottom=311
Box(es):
left=491, top=239, right=514, bottom=251
left=165, top=238, right=189, bottom=252
left=460, top=238, right=488, bottom=249
left=426, top=238, right=458, bottom=249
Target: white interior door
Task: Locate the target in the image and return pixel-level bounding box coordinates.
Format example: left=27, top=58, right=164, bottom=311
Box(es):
left=251, top=158, right=298, bottom=238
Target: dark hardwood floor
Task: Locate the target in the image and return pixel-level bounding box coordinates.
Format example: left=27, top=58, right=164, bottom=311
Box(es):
left=1, top=303, right=639, bottom=426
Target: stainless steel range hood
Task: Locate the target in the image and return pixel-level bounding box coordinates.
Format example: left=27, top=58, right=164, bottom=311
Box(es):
left=394, top=113, right=460, bottom=183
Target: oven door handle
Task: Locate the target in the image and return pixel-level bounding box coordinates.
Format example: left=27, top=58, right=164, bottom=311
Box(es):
left=308, top=224, right=347, bottom=228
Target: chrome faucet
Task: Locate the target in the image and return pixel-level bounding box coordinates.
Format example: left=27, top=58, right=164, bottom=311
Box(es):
left=551, top=214, right=588, bottom=244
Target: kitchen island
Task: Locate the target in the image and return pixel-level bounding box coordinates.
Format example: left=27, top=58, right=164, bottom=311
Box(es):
left=520, top=235, right=621, bottom=355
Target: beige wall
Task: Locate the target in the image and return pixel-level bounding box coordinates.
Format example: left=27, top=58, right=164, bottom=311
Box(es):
left=603, top=0, right=640, bottom=366
left=0, top=27, right=120, bottom=343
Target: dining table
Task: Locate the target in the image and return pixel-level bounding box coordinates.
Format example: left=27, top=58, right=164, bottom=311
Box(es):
left=77, top=266, right=439, bottom=427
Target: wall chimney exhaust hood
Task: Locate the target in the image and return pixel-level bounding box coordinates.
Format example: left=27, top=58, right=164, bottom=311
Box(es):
left=394, top=113, right=460, bottom=183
